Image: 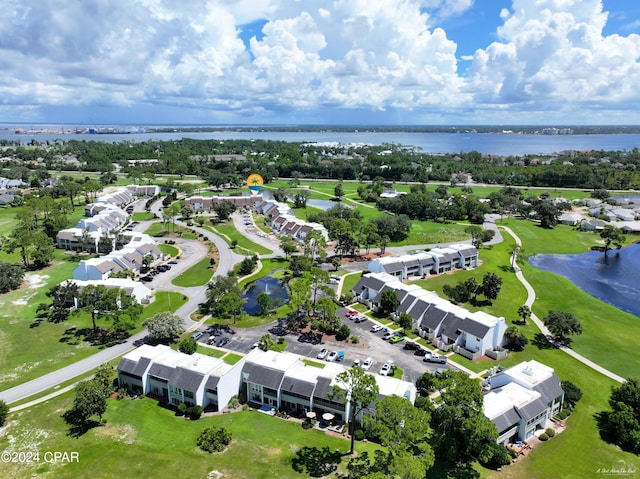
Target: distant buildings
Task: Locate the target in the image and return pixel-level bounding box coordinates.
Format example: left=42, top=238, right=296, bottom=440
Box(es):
left=262, top=200, right=329, bottom=242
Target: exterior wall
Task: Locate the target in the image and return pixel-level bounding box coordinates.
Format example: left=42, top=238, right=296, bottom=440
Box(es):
left=117, top=371, right=144, bottom=394
left=214, top=360, right=246, bottom=411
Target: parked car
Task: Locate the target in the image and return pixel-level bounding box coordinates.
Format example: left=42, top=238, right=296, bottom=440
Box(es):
left=317, top=348, right=328, bottom=360
left=382, top=331, right=397, bottom=340
left=216, top=337, right=230, bottom=347
left=379, top=361, right=393, bottom=376
left=389, top=335, right=405, bottom=344
left=403, top=342, right=420, bottom=350
left=207, top=336, right=216, bottom=345
left=424, top=353, right=447, bottom=364
left=414, top=348, right=428, bottom=356
left=327, top=351, right=338, bottom=362
left=353, top=358, right=361, bottom=367
left=355, top=315, right=367, bottom=323
left=191, top=331, right=204, bottom=341
left=336, top=351, right=345, bottom=362
left=345, top=310, right=357, bottom=318
left=370, top=324, right=383, bottom=332
left=361, top=357, right=373, bottom=370
left=168, top=260, right=178, bottom=264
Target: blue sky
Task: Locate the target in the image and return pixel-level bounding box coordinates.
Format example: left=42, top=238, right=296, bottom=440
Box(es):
left=1, top=0, right=640, bottom=125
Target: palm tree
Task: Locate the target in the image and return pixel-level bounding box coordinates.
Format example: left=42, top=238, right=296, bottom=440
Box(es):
left=517, top=305, right=531, bottom=325
left=258, top=333, right=273, bottom=351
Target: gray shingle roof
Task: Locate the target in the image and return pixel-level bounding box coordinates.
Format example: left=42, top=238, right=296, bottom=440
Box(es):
left=117, top=358, right=139, bottom=376
left=313, top=377, right=344, bottom=404
left=458, top=318, right=491, bottom=338
left=439, top=313, right=464, bottom=340
left=133, top=357, right=152, bottom=377
left=535, top=374, right=564, bottom=404
left=419, top=305, right=448, bottom=330
left=205, top=375, right=220, bottom=391
left=407, top=299, right=430, bottom=319
left=352, top=275, right=386, bottom=294
left=458, top=247, right=478, bottom=258
left=382, top=263, right=404, bottom=273
left=518, top=397, right=548, bottom=422
left=491, top=406, right=521, bottom=435
left=280, top=377, right=316, bottom=398
left=242, top=363, right=285, bottom=390
left=147, top=363, right=174, bottom=381
left=171, top=367, right=205, bottom=393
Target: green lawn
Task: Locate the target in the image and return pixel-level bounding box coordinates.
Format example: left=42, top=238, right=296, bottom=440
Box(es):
left=131, top=212, right=155, bottom=221
left=393, top=221, right=471, bottom=246
left=210, top=222, right=273, bottom=255
left=144, top=222, right=198, bottom=240
left=157, top=244, right=179, bottom=257
left=340, top=272, right=363, bottom=297
left=0, top=393, right=384, bottom=479
left=171, top=258, right=214, bottom=287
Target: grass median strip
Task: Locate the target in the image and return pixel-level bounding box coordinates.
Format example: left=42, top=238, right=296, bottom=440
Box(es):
left=171, top=258, right=213, bottom=287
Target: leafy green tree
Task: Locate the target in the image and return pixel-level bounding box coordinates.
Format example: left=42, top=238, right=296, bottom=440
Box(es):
left=364, top=395, right=434, bottom=476
left=379, top=289, right=399, bottom=316
left=596, top=378, right=640, bottom=454
left=206, top=275, right=240, bottom=312
left=309, top=267, right=330, bottom=306
left=560, top=380, right=583, bottom=409
left=600, top=225, right=626, bottom=256
left=216, top=290, right=244, bottom=322
left=464, top=225, right=485, bottom=249
left=257, top=292, right=271, bottom=315
left=0, top=400, right=9, bottom=427
left=316, top=296, right=338, bottom=324
left=330, top=366, right=379, bottom=455
left=293, top=190, right=311, bottom=208
left=481, top=272, right=503, bottom=302
left=178, top=337, right=198, bottom=355
left=280, top=236, right=298, bottom=259
left=0, top=262, right=24, bottom=293
left=543, top=311, right=583, bottom=344
left=197, top=426, right=232, bottom=453
left=334, top=182, right=344, bottom=199
left=258, top=333, right=274, bottom=351
left=272, top=187, right=289, bottom=202
left=331, top=256, right=342, bottom=271
left=430, top=371, right=498, bottom=463
left=397, top=312, right=413, bottom=333
left=534, top=200, right=559, bottom=228
left=142, top=312, right=185, bottom=343
left=503, top=326, right=528, bottom=351
left=336, top=323, right=351, bottom=341
left=64, top=379, right=108, bottom=427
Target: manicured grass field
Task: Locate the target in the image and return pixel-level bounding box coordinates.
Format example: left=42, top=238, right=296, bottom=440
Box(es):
left=157, top=243, right=179, bottom=257
left=0, top=394, right=384, bottom=479
left=171, top=258, right=214, bottom=287
left=131, top=211, right=155, bottom=221
left=210, top=222, right=272, bottom=255
left=340, top=271, right=363, bottom=297
left=144, top=221, right=198, bottom=240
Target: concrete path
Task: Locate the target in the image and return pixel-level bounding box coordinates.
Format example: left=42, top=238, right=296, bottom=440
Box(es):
left=500, top=225, right=625, bottom=384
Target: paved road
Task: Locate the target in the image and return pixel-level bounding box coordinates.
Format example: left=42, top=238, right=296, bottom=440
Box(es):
left=501, top=225, right=625, bottom=384
left=0, top=200, right=243, bottom=405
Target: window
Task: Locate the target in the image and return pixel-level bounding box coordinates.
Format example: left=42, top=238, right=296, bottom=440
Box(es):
left=184, top=390, right=194, bottom=399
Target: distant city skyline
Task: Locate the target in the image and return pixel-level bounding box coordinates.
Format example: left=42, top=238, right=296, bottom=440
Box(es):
left=2, top=1, right=640, bottom=126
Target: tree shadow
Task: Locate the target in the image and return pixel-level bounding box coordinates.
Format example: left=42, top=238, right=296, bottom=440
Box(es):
left=62, top=410, right=102, bottom=438
left=292, top=446, right=342, bottom=477
left=532, top=333, right=556, bottom=350
left=425, top=460, right=481, bottom=479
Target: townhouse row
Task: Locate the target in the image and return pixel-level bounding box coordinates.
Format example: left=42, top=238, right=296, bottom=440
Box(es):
left=353, top=272, right=507, bottom=360
left=117, top=345, right=415, bottom=422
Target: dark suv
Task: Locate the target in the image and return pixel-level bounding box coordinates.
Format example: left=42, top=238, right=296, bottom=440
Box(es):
left=403, top=342, right=420, bottom=351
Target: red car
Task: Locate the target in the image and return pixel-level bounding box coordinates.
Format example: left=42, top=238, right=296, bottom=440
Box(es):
left=345, top=311, right=357, bottom=318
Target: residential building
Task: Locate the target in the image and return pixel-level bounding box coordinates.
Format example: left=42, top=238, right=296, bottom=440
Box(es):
left=483, top=360, right=564, bottom=445
left=184, top=195, right=262, bottom=211
left=117, top=344, right=245, bottom=411
left=261, top=200, right=329, bottom=242
left=64, top=278, right=154, bottom=305
left=352, top=272, right=506, bottom=358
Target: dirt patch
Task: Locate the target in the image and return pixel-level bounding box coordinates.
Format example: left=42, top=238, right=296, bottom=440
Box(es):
left=94, top=423, right=137, bottom=444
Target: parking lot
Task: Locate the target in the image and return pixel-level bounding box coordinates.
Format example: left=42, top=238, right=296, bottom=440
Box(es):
left=192, top=308, right=456, bottom=384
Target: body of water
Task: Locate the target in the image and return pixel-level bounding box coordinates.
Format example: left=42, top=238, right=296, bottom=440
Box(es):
left=528, top=243, right=640, bottom=317
left=242, top=274, right=289, bottom=315
left=2, top=126, right=640, bottom=156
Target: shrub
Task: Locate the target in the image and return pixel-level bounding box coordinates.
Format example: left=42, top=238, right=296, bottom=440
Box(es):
left=539, top=433, right=549, bottom=441
left=545, top=428, right=556, bottom=438
left=178, top=337, right=197, bottom=355
left=0, top=400, right=9, bottom=426
left=353, top=429, right=365, bottom=441
left=187, top=405, right=203, bottom=420
left=117, top=388, right=127, bottom=400
left=350, top=335, right=360, bottom=344
left=197, top=426, right=232, bottom=453
left=556, top=410, right=567, bottom=420
left=301, top=419, right=313, bottom=429
left=177, top=402, right=187, bottom=416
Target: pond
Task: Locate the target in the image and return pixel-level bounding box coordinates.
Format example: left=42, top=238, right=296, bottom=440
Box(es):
left=528, top=243, right=640, bottom=317
left=242, top=273, right=289, bottom=315
left=260, top=190, right=337, bottom=211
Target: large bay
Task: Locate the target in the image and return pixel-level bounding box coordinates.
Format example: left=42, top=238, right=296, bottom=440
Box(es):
left=2, top=126, right=640, bottom=155
left=528, top=243, right=640, bottom=317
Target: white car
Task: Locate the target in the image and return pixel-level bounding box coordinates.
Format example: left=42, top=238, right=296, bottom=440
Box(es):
left=317, top=348, right=328, bottom=360
left=361, top=357, right=373, bottom=370
left=379, top=361, right=393, bottom=376
left=424, top=353, right=447, bottom=364
left=327, top=351, right=338, bottom=362
left=371, top=324, right=383, bottom=332
left=382, top=331, right=397, bottom=340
